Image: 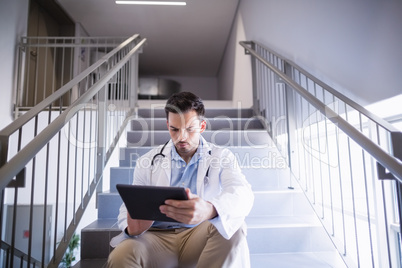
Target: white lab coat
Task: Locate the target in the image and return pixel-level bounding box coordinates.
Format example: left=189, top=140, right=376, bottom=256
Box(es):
left=116, top=136, right=254, bottom=266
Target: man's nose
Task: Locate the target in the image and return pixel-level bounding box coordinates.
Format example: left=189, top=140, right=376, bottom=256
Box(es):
left=179, top=129, right=188, bottom=141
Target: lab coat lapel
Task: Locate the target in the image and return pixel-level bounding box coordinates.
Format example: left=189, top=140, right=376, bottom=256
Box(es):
left=161, top=142, right=173, bottom=182
left=196, top=138, right=213, bottom=196
left=152, top=141, right=172, bottom=185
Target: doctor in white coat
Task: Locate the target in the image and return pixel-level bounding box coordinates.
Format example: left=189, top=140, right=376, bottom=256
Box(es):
left=107, top=92, right=254, bottom=268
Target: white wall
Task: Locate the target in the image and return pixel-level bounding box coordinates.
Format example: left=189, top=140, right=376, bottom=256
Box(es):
left=227, top=0, right=402, bottom=106
left=218, top=9, right=253, bottom=108
left=0, top=0, right=29, bottom=130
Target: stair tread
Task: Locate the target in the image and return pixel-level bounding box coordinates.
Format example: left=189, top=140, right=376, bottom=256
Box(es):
left=250, top=252, right=346, bottom=268
left=128, top=129, right=269, bottom=133
left=252, top=188, right=303, bottom=193
left=126, top=130, right=271, bottom=147
left=83, top=108, right=342, bottom=266
left=82, top=219, right=119, bottom=231
left=83, top=215, right=321, bottom=233
left=74, top=252, right=345, bottom=268
left=73, top=252, right=344, bottom=268
left=73, top=259, right=107, bottom=268
left=130, top=117, right=266, bottom=131
left=122, top=145, right=276, bottom=149
left=131, top=117, right=260, bottom=120
left=98, top=191, right=118, bottom=196
left=136, top=107, right=255, bottom=118
left=246, top=215, right=321, bottom=228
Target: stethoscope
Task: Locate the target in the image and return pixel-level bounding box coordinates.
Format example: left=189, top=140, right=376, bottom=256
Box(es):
left=150, top=140, right=211, bottom=184
left=151, top=140, right=170, bottom=166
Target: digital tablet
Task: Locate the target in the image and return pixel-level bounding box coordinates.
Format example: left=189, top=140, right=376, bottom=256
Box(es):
left=116, top=184, right=188, bottom=222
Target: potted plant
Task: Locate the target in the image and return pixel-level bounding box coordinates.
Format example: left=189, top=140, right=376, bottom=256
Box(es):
left=59, top=233, right=80, bottom=268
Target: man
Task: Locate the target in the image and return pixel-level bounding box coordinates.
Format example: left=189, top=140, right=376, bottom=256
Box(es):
left=107, top=92, right=254, bottom=267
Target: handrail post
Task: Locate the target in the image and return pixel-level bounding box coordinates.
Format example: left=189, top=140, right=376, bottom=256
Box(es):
left=284, top=61, right=296, bottom=175
left=378, top=132, right=402, bottom=241
left=243, top=42, right=259, bottom=116
left=391, top=132, right=402, bottom=243
left=251, top=43, right=259, bottom=116
left=96, top=85, right=107, bottom=196
left=0, top=137, right=4, bottom=252
left=129, top=53, right=139, bottom=110
left=391, top=132, right=402, bottom=169
left=0, top=136, right=7, bottom=169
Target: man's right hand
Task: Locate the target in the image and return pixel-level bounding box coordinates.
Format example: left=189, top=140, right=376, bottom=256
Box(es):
left=126, top=212, right=154, bottom=236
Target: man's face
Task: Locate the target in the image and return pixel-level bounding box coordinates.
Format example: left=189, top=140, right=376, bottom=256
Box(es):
left=167, top=110, right=206, bottom=159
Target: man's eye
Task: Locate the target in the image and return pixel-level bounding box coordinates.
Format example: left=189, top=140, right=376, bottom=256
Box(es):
left=171, top=128, right=178, bottom=132
left=188, top=127, right=200, bottom=133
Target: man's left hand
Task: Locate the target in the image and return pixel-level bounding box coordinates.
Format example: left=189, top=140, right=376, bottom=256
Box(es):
left=160, top=188, right=217, bottom=224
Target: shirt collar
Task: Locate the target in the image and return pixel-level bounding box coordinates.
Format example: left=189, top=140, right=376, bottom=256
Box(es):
left=171, top=137, right=210, bottom=163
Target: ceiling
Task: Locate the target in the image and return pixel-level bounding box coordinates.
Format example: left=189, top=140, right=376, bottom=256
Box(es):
left=56, top=0, right=239, bottom=77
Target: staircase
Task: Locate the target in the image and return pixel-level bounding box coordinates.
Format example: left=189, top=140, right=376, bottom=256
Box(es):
left=75, top=107, right=347, bottom=268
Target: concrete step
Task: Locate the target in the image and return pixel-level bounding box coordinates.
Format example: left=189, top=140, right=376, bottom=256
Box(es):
left=130, top=117, right=266, bottom=131
left=242, top=167, right=296, bottom=191
left=79, top=107, right=342, bottom=267
left=74, top=252, right=346, bottom=268
left=106, top=163, right=300, bottom=219
left=119, top=147, right=152, bottom=167
left=109, top=167, right=134, bottom=192
left=80, top=219, right=120, bottom=260
left=250, top=252, right=347, bottom=268
left=82, top=107, right=342, bottom=266
left=97, top=192, right=122, bottom=219
left=117, top=160, right=271, bottom=195
left=249, top=190, right=313, bottom=217
left=79, top=215, right=337, bottom=263
left=126, top=130, right=271, bottom=147
left=108, top=166, right=294, bottom=193
left=246, top=216, right=334, bottom=254
left=118, top=145, right=282, bottom=168
left=73, top=259, right=107, bottom=268
left=137, top=108, right=255, bottom=118
left=98, top=188, right=310, bottom=220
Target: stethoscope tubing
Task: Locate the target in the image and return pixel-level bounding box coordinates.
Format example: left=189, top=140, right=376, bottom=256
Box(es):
left=151, top=140, right=170, bottom=166
left=150, top=140, right=211, bottom=179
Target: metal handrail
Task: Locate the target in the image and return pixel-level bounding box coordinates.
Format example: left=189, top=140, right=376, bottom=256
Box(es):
left=21, top=36, right=129, bottom=41
left=20, top=36, right=130, bottom=48
left=0, top=241, right=41, bottom=267
left=0, top=34, right=146, bottom=267
left=240, top=41, right=399, bottom=134
left=240, top=41, right=402, bottom=182
left=2, top=34, right=139, bottom=138
left=0, top=37, right=146, bottom=189
left=241, top=40, right=402, bottom=267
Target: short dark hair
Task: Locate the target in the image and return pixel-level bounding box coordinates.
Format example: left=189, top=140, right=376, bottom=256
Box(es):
left=165, top=92, right=205, bottom=120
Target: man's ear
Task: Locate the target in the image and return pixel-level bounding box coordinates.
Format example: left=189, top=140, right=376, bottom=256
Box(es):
left=166, top=120, right=169, bottom=130
left=200, top=120, right=206, bottom=133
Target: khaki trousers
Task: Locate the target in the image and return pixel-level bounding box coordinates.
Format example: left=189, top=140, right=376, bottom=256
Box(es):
left=106, top=221, right=249, bottom=268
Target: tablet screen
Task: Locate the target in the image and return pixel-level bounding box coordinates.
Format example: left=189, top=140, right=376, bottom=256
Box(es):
left=116, top=184, right=188, bottom=222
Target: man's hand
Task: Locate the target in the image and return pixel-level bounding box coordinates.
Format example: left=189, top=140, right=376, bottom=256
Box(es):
left=126, top=212, right=153, bottom=236
left=159, top=188, right=218, bottom=224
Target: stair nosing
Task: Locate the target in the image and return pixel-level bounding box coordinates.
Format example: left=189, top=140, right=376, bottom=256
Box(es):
left=246, top=215, right=322, bottom=229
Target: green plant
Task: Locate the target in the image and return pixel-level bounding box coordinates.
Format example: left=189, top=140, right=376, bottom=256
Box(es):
left=60, top=233, right=80, bottom=268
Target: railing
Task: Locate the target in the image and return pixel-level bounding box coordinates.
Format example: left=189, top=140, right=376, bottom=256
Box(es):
left=240, top=40, right=402, bottom=268
left=0, top=35, right=146, bottom=267
left=14, top=36, right=131, bottom=115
